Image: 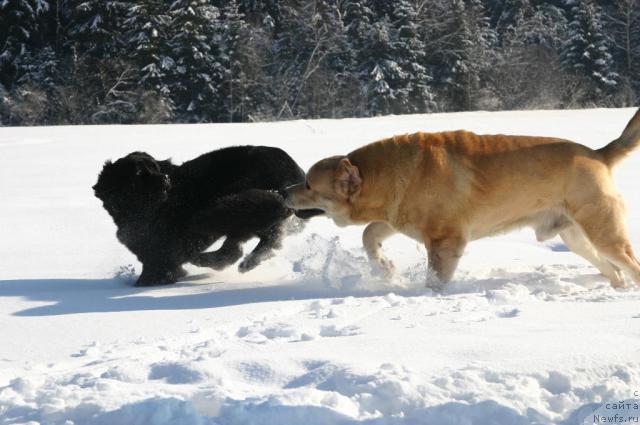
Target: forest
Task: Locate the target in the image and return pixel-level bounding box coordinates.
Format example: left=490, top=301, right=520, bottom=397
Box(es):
left=0, top=0, right=638, bottom=126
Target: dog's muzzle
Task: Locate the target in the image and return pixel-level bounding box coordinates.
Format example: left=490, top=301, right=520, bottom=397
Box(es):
left=279, top=186, right=324, bottom=219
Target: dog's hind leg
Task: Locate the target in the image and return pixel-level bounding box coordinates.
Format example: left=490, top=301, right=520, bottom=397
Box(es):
left=192, top=235, right=247, bottom=270
left=238, top=225, right=284, bottom=273
left=567, top=190, right=639, bottom=287
left=559, top=225, right=625, bottom=287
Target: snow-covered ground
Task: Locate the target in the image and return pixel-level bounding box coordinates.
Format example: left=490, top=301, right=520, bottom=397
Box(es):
left=1, top=109, right=640, bottom=425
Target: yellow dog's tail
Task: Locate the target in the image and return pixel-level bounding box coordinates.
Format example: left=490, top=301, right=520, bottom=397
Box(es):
left=598, top=107, right=640, bottom=167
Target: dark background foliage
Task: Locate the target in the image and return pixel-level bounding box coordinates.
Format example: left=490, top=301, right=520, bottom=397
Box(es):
left=0, top=0, right=638, bottom=126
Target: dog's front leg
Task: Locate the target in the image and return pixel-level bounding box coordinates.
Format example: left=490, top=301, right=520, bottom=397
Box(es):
left=136, top=263, right=185, bottom=286
left=238, top=226, right=283, bottom=273
left=363, top=221, right=397, bottom=278
left=425, top=236, right=467, bottom=288
left=192, top=236, right=245, bottom=270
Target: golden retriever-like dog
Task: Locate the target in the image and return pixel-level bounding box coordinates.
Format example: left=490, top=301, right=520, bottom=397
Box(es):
left=284, top=108, right=640, bottom=288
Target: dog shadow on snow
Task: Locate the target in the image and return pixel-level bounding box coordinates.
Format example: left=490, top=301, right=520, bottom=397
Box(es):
left=0, top=274, right=419, bottom=317
left=0, top=262, right=618, bottom=317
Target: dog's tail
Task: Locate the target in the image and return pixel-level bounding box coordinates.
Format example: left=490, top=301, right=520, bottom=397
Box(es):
left=598, top=107, right=640, bottom=167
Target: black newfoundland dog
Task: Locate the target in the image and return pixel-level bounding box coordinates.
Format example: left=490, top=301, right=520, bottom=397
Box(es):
left=93, top=146, right=321, bottom=286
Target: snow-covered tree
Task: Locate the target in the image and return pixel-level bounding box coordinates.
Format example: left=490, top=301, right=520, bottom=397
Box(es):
left=561, top=0, right=620, bottom=100
left=0, top=0, right=40, bottom=88
left=124, top=0, right=174, bottom=117
left=608, top=0, right=640, bottom=97
left=343, top=0, right=376, bottom=115
left=168, top=0, right=224, bottom=122
left=428, top=0, right=495, bottom=111
left=389, top=0, right=434, bottom=113
left=67, top=0, right=128, bottom=58
left=219, top=0, right=249, bottom=122
left=271, top=0, right=346, bottom=119
left=367, top=17, right=398, bottom=115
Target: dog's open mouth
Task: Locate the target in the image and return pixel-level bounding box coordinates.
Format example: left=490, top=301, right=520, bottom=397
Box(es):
left=294, top=208, right=325, bottom=219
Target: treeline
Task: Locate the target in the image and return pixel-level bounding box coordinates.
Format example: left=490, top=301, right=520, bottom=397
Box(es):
left=0, top=0, right=638, bottom=126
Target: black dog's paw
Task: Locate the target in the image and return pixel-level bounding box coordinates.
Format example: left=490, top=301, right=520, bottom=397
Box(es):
left=193, top=247, right=243, bottom=271
left=174, top=266, right=188, bottom=279
left=237, top=257, right=258, bottom=273
left=135, top=267, right=184, bottom=286
left=238, top=251, right=275, bottom=273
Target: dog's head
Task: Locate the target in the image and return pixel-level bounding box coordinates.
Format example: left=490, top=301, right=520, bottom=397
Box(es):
left=283, top=156, right=361, bottom=227
left=93, top=152, right=172, bottom=221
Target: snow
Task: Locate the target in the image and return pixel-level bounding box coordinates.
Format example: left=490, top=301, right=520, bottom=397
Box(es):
left=1, top=108, right=640, bottom=424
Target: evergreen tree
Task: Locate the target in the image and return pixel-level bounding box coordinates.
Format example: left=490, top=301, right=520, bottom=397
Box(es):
left=488, top=0, right=530, bottom=35
left=309, top=0, right=353, bottom=117
left=389, top=0, right=434, bottom=113
left=343, top=0, right=376, bottom=115
left=608, top=0, right=640, bottom=97
left=562, top=0, right=619, bottom=101
left=429, top=0, right=495, bottom=111
left=0, top=0, right=39, bottom=89
left=270, top=0, right=328, bottom=118
left=367, top=17, right=396, bottom=115
left=234, top=0, right=280, bottom=28
left=16, top=45, right=58, bottom=92
left=220, top=0, right=251, bottom=122
left=168, top=0, right=224, bottom=122
left=0, top=0, right=638, bottom=125
left=67, top=0, right=128, bottom=58
left=124, top=0, right=174, bottom=117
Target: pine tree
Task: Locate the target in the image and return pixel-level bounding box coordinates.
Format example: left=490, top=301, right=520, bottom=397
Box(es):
left=168, top=0, right=224, bottom=122
left=490, top=0, right=530, bottom=35
left=608, top=0, right=640, bottom=97
left=16, top=45, right=58, bottom=91
left=234, top=0, right=281, bottom=28
left=562, top=0, right=619, bottom=101
left=67, top=0, right=128, bottom=58
left=343, top=0, right=376, bottom=115
left=429, top=0, right=495, bottom=111
left=344, top=0, right=434, bottom=116
left=389, top=0, right=434, bottom=113
left=367, top=17, right=397, bottom=115
left=219, top=0, right=249, bottom=122
left=0, top=0, right=39, bottom=89
left=271, top=0, right=329, bottom=118
left=124, top=0, right=174, bottom=117
left=11, top=45, right=58, bottom=123
left=310, top=0, right=353, bottom=117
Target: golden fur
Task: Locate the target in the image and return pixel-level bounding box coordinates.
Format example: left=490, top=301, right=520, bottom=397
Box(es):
left=285, top=108, right=640, bottom=288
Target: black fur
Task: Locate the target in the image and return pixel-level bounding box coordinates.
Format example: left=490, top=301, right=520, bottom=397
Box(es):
left=93, top=146, right=321, bottom=286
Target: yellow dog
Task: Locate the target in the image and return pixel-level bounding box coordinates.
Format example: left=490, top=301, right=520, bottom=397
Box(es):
left=285, top=108, right=640, bottom=288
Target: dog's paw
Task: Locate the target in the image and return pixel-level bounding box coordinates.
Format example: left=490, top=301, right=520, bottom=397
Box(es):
left=238, top=251, right=274, bottom=273
left=190, top=254, right=208, bottom=268
left=193, top=249, right=243, bottom=271
left=238, top=255, right=261, bottom=273
left=370, top=257, right=395, bottom=279
left=238, top=257, right=258, bottom=273
left=425, top=271, right=445, bottom=292
left=135, top=268, right=181, bottom=286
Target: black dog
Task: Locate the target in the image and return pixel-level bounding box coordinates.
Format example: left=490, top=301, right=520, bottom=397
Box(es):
left=93, top=146, right=321, bottom=286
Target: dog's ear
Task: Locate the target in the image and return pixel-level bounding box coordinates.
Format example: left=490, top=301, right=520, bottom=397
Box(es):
left=335, top=158, right=361, bottom=201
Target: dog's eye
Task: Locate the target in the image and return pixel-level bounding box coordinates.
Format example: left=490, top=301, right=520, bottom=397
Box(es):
left=305, top=182, right=311, bottom=190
